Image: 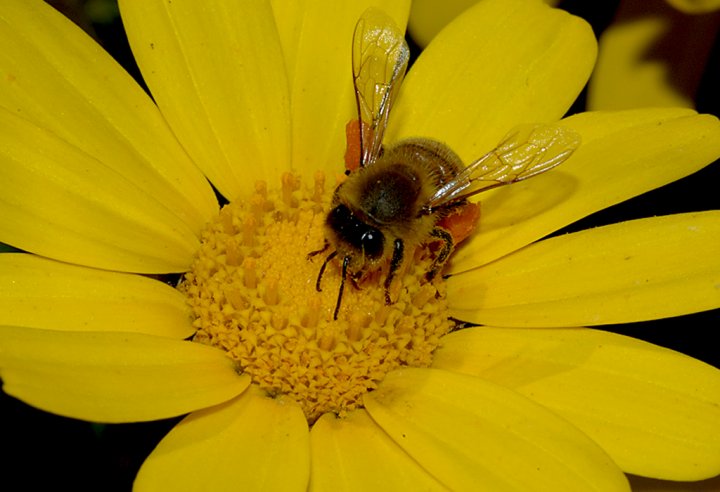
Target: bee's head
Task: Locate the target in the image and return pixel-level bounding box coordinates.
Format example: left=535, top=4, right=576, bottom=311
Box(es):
left=326, top=203, right=385, bottom=267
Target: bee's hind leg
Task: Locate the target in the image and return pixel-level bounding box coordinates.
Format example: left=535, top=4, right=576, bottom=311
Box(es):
left=426, top=227, right=454, bottom=281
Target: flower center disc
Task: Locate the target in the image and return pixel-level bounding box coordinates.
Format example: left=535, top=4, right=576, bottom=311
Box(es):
left=180, top=172, right=453, bottom=422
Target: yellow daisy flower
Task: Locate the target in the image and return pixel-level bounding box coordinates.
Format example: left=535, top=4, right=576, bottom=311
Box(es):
left=1, top=0, right=720, bottom=490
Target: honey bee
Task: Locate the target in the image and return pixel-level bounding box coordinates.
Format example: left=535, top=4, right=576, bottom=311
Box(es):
left=313, top=8, right=581, bottom=319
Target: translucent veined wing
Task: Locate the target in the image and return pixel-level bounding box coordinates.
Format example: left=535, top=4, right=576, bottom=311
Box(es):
left=352, top=8, right=410, bottom=168
left=424, top=124, right=581, bottom=212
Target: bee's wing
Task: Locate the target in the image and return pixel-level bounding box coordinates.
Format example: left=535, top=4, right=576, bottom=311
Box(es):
left=425, top=124, right=581, bottom=211
left=352, top=8, right=410, bottom=168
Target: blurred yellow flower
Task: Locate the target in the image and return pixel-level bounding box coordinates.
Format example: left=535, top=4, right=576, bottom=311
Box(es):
left=588, top=0, right=720, bottom=110
left=666, top=0, right=720, bottom=13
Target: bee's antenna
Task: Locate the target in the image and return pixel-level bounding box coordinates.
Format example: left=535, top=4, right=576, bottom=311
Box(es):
left=315, top=250, right=337, bottom=292
left=333, top=255, right=350, bottom=320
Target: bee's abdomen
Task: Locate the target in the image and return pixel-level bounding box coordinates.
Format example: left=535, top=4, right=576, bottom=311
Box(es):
left=390, top=138, right=464, bottom=187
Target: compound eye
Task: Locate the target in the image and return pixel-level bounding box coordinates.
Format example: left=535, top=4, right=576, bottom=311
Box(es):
left=361, top=229, right=384, bottom=260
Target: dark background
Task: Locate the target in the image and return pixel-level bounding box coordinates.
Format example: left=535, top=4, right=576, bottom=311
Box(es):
left=2, top=1, right=718, bottom=490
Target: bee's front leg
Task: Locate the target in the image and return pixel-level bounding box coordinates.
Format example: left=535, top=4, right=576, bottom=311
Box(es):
left=307, top=239, right=330, bottom=259
left=384, top=238, right=404, bottom=304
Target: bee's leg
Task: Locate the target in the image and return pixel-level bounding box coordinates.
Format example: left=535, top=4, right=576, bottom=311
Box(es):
left=348, top=271, right=362, bottom=290
left=315, top=250, right=337, bottom=292
left=307, top=239, right=330, bottom=258
left=384, top=238, right=405, bottom=304
left=333, top=255, right=351, bottom=320
left=427, top=227, right=454, bottom=281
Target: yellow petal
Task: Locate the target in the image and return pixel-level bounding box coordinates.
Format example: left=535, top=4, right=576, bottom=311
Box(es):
left=588, top=0, right=719, bottom=110
left=0, top=109, right=201, bottom=273
left=364, top=368, right=629, bottom=491
left=450, top=109, right=720, bottom=273
left=408, top=0, right=563, bottom=48
left=271, top=0, right=410, bottom=173
left=449, top=211, right=720, bottom=326
left=433, top=328, right=720, bottom=480
left=0, top=253, right=193, bottom=339
left=387, top=0, right=596, bottom=162
left=407, top=0, right=481, bottom=48
left=135, top=386, right=309, bottom=492
left=0, top=0, right=216, bottom=233
left=310, top=409, right=444, bottom=491
left=0, top=326, right=249, bottom=423
left=119, top=0, right=291, bottom=201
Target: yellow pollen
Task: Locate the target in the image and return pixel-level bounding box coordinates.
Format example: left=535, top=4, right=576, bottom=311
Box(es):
left=180, top=172, right=454, bottom=422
